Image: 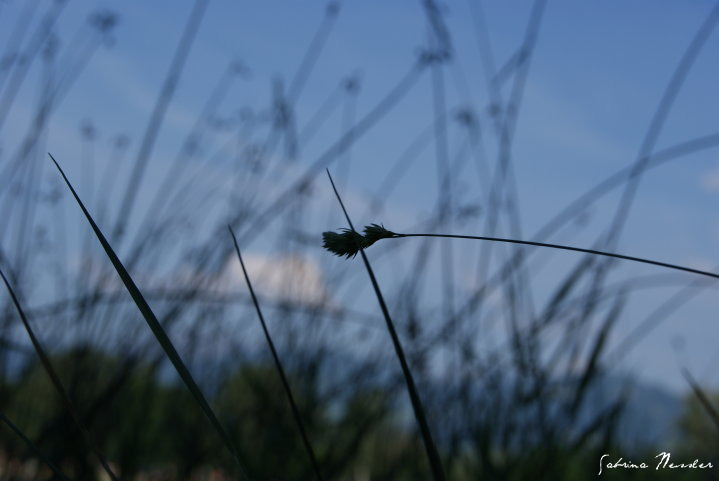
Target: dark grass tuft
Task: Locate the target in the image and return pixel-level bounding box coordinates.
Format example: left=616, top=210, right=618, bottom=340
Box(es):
left=322, top=224, right=398, bottom=259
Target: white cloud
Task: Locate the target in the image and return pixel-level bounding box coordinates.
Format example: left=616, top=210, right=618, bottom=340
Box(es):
left=70, top=250, right=330, bottom=309
left=216, top=252, right=329, bottom=308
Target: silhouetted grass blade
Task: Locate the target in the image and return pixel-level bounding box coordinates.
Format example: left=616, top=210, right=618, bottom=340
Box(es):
left=325, top=169, right=446, bottom=481
left=322, top=225, right=719, bottom=281
left=0, top=266, right=118, bottom=481
left=49, top=153, right=252, bottom=481
left=0, top=411, right=74, bottom=481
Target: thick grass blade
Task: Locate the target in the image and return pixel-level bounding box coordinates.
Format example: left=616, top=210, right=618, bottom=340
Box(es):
left=228, top=226, right=324, bottom=481
left=0, top=411, right=74, bottom=481
left=0, top=267, right=118, bottom=481
left=325, top=169, right=446, bottom=481
left=48, top=153, right=252, bottom=481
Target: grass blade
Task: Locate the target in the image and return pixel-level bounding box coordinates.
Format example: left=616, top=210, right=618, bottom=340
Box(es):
left=325, top=169, right=446, bottom=481
left=0, top=267, right=118, bottom=481
left=228, top=226, right=324, bottom=481
left=323, top=225, right=719, bottom=281
left=0, top=411, right=74, bottom=481
left=48, top=153, right=252, bottom=481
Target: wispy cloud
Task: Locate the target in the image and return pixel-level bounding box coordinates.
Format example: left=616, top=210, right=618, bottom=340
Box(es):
left=218, top=252, right=329, bottom=307
left=70, top=249, right=330, bottom=309
left=700, top=165, right=719, bottom=192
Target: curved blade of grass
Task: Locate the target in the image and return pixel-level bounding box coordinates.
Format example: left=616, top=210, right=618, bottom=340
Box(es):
left=323, top=226, right=719, bottom=281
left=228, top=226, right=324, bottom=481
left=0, top=411, right=74, bottom=481
left=399, top=233, right=719, bottom=281
left=48, top=153, right=252, bottom=481
left=0, top=267, right=118, bottom=481
left=325, top=169, right=446, bottom=481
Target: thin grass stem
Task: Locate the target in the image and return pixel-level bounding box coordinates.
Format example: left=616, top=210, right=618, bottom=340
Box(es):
left=323, top=226, right=719, bottom=281
left=0, top=411, right=74, bottom=481
left=228, top=226, right=324, bottom=481
left=0, top=267, right=118, bottom=481
left=325, top=170, right=446, bottom=481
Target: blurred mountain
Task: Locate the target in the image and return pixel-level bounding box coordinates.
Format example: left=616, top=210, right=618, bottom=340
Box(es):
left=581, top=373, right=683, bottom=449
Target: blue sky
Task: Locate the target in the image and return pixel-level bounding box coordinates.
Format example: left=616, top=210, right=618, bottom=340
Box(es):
left=3, top=0, right=719, bottom=393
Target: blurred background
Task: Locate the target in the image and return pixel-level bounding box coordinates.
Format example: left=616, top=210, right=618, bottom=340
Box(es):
left=1, top=0, right=719, bottom=479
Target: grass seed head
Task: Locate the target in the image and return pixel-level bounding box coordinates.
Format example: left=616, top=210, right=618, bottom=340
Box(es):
left=322, top=224, right=398, bottom=259
left=322, top=229, right=366, bottom=258
left=362, top=223, right=398, bottom=244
